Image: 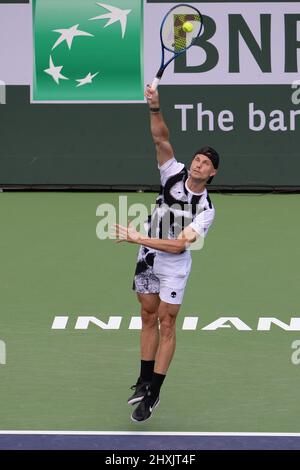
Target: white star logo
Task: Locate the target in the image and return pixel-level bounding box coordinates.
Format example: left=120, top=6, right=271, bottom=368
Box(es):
left=89, top=2, right=131, bottom=39
left=52, top=24, right=94, bottom=50
left=76, top=72, right=99, bottom=88
left=44, top=56, right=69, bottom=84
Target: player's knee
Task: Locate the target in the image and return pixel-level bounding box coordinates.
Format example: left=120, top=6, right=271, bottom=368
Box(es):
left=141, top=309, right=158, bottom=327
left=159, top=314, right=177, bottom=339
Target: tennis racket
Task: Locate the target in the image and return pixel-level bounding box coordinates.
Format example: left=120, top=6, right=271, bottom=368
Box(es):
left=151, top=3, right=203, bottom=91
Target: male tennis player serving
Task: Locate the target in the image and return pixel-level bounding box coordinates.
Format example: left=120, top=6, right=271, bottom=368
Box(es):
left=114, top=86, right=219, bottom=423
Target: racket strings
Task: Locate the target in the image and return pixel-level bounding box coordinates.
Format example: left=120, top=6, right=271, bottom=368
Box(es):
left=174, top=14, right=201, bottom=51
left=161, top=6, right=202, bottom=53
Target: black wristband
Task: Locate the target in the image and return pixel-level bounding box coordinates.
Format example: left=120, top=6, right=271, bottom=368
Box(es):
left=150, top=107, right=160, bottom=113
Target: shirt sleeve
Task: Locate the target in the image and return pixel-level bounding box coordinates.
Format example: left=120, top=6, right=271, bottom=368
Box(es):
left=189, top=208, right=215, bottom=238
left=158, top=157, right=185, bottom=186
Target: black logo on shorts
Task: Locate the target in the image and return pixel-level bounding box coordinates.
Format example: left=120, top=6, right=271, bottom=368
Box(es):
left=171, top=291, right=177, bottom=298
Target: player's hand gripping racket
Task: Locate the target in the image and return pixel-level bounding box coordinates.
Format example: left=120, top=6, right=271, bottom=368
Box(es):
left=151, top=3, right=203, bottom=91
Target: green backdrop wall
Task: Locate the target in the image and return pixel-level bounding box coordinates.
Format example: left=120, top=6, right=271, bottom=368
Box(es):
left=0, top=0, right=299, bottom=189
left=0, top=84, right=299, bottom=189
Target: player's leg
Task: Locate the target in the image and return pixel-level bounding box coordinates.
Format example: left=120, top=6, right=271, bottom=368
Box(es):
left=128, top=246, right=160, bottom=405
left=128, top=293, right=160, bottom=406
left=154, top=300, right=181, bottom=374
left=139, top=292, right=160, bottom=362
left=131, top=287, right=183, bottom=423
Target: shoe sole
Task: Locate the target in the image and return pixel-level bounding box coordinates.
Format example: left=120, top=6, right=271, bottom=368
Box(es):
left=127, top=395, right=144, bottom=406
left=130, top=399, right=160, bottom=423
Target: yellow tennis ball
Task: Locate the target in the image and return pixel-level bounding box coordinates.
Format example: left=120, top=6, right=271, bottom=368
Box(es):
left=182, top=21, right=193, bottom=33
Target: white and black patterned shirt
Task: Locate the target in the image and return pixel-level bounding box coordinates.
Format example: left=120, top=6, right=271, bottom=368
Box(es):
left=147, top=157, right=215, bottom=242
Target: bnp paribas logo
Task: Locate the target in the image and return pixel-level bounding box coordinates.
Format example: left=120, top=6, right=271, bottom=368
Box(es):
left=32, top=0, right=143, bottom=102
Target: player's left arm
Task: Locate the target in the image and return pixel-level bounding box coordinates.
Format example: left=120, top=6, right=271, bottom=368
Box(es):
left=113, top=207, right=215, bottom=253
left=113, top=224, right=198, bottom=254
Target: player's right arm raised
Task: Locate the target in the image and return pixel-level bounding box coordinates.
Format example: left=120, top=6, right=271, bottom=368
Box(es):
left=145, top=85, right=174, bottom=167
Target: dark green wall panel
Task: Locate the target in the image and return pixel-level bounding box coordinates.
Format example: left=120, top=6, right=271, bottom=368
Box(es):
left=0, top=85, right=299, bottom=187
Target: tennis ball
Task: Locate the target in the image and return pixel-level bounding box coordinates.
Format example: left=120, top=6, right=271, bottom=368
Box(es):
left=182, top=21, right=193, bottom=33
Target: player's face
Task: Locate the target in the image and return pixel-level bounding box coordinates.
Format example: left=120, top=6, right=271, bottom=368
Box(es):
left=190, top=154, right=217, bottom=182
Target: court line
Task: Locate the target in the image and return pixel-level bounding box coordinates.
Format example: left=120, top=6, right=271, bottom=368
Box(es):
left=1, top=431, right=300, bottom=436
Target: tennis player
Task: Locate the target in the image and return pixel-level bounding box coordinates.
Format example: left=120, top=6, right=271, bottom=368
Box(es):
left=114, top=86, right=219, bottom=423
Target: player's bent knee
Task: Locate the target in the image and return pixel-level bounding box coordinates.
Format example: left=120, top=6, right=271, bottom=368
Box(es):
left=141, top=309, right=159, bottom=327
left=158, top=301, right=181, bottom=319
left=159, top=319, right=176, bottom=339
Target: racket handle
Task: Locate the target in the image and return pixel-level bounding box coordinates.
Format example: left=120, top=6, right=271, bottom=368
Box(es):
left=151, top=77, right=161, bottom=91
